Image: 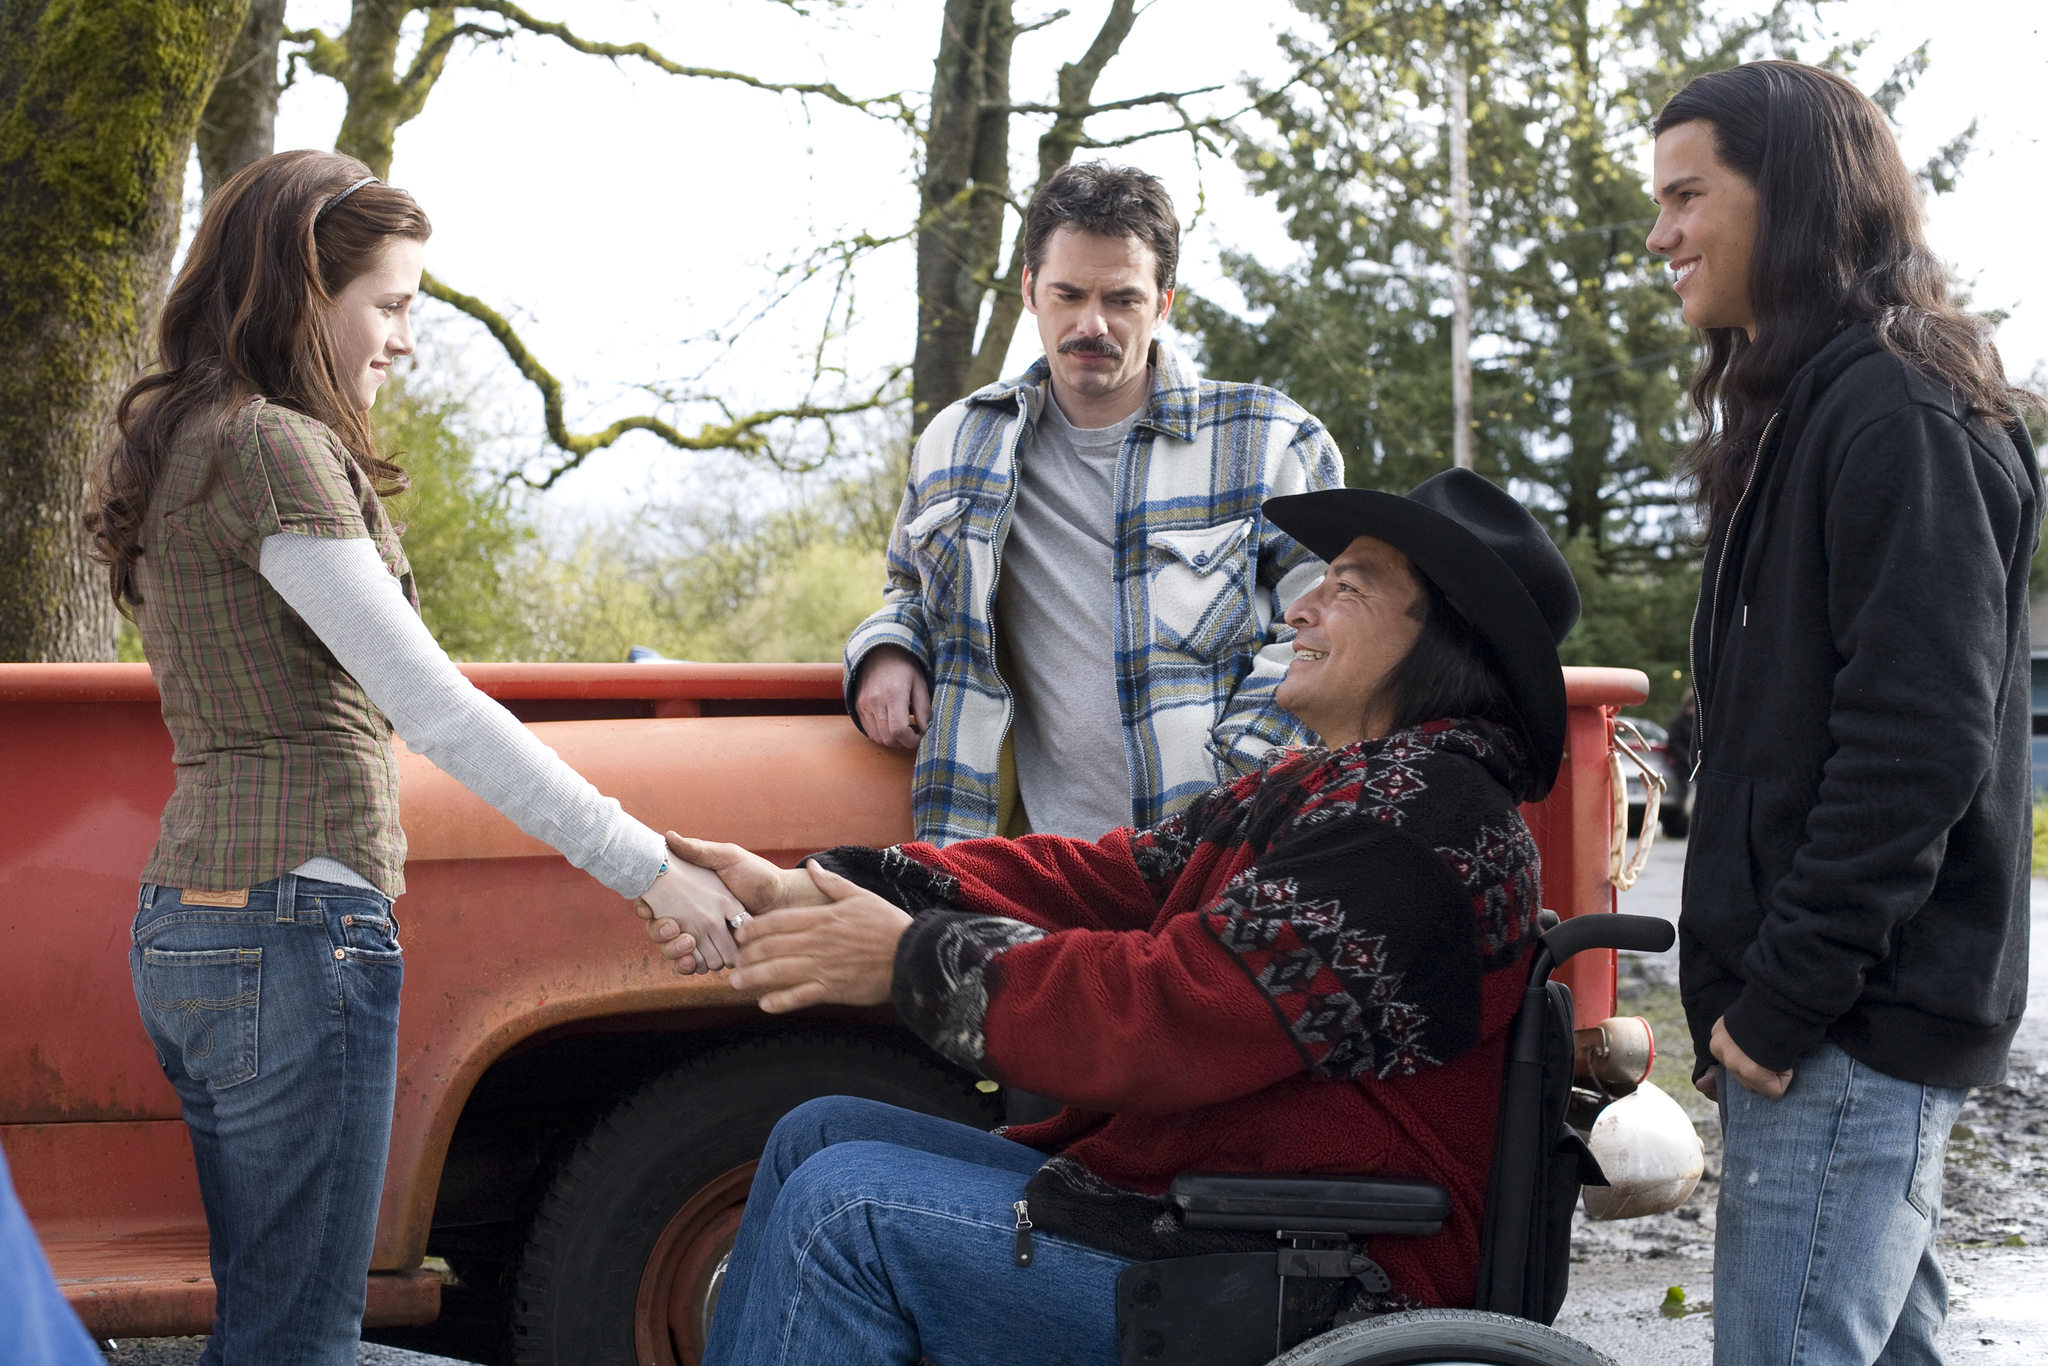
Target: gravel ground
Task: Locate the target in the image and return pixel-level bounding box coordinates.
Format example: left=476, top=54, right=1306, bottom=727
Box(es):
left=98, top=837, right=2048, bottom=1366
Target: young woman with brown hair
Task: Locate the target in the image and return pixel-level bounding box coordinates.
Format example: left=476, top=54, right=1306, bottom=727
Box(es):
left=1650, top=61, right=2042, bottom=1364
left=84, top=149, right=742, bottom=1365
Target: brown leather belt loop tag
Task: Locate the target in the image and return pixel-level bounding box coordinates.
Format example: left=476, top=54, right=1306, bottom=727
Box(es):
left=180, top=888, right=250, bottom=907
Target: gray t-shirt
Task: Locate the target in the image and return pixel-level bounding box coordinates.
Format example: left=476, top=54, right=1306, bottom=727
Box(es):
left=995, top=392, right=1142, bottom=839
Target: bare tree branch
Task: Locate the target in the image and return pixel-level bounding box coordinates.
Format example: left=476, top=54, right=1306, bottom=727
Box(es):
left=402, top=20, right=513, bottom=101
left=421, top=272, right=902, bottom=485
left=744, top=226, right=921, bottom=350
left=460, top=0, right=917, bottom=125
left=281, top=5, right=921, bottom=479
left=1011, top=8, right=1072, bottom=38
left=1004, top=83, right=1224, bottom=117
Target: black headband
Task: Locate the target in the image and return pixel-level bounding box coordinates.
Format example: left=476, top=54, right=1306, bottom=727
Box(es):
left=316, top=175, right=378, bottom=222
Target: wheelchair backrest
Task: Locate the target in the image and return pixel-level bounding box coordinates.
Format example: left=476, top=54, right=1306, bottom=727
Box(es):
left=1471, top=975, right=1581, bottom=1324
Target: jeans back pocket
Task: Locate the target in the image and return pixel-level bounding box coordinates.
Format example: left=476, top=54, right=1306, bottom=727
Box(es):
left=139, top=947, right=262, bottom=1090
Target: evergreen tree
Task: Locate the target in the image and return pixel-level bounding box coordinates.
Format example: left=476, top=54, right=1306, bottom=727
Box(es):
left=1182, top=0, right=1797, bottom=714
left=1190, top=0, right=1770, bottom=553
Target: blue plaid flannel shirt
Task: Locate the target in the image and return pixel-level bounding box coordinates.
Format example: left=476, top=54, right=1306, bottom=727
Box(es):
left=845, top=340, right=1343, bottom=845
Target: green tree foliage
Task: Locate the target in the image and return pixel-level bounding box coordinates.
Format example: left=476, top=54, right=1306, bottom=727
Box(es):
left=380, top=371, right=533, bottom=659
left=1188, top=0, right=1758, bottom=545
left=1181, top=0, right=1785, bottom=716
left=620, top=458, right=901, bottom=664
left=1555, top=531, right=1698, bottom=719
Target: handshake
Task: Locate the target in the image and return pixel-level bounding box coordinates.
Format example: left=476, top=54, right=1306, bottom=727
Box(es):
left=631, top=833, right=912, bottom=1014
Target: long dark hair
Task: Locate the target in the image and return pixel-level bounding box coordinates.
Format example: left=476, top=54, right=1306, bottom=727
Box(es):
left=85, top=149, right=433, bottom=607
left=1653, top=61, right=2042, bottom=523
left=1370, top=573, right=1514, bottom=738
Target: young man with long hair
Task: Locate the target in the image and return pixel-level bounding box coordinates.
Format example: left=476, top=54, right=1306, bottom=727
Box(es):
left=1649, top=61, right=2042, bottom=1363
left=84, top=150, right=742, bottom=1365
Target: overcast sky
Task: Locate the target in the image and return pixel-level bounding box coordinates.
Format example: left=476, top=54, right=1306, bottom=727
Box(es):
left=266, top=0, right=2046, bottom=514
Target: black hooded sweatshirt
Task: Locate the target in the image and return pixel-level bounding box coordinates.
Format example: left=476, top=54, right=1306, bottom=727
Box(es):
left=1681, top=323, right=2040, bottom=1089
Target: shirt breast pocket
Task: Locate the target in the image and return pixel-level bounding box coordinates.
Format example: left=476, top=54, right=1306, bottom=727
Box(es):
left=906, top=496, right=972, bottom=613
left=1149, top=519, right=1256, bottom=661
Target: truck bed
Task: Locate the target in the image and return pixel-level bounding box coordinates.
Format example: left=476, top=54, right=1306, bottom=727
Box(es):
left=1, top=661, right=1647, bottom=1338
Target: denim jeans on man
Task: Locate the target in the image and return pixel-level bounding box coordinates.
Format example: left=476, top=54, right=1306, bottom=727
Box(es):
left=1714, top=1043, right=1967, bottom=1366
left=130, top=875, right=404, bottom=1366
left=702, top=1096, right=1132, bottom=1366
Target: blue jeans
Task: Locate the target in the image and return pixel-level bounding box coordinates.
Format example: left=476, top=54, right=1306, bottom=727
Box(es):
left=702, top=1096, right=1133, bottom=1366
left=130, top=875, right=404, bottom=1366
left=1714, top=1042, right=1967, bottom=1366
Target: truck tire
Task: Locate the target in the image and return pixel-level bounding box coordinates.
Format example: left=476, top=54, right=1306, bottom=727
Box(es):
left=510, top=1031, right=998, bottom=1366
left=1270, top=1310, right=1618, bottom=1366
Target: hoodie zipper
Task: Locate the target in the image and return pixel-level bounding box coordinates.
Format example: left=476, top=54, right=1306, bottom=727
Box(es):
left=1689, top=410, right=1780, bottom=781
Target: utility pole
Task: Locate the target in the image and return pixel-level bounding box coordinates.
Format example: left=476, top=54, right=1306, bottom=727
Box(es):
left=1448, top=46, right=1474, bottom=470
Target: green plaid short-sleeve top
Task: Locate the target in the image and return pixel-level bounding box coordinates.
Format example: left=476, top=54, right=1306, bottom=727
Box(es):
left=134, top=400, right=418, bottom=897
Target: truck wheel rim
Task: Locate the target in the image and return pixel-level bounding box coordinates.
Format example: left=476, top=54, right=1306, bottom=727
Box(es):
left=635, top=1161, right=756, bottom=1366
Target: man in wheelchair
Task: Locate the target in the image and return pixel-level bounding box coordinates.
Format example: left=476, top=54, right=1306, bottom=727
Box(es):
left=648, top=470, right=1585, bottom=1366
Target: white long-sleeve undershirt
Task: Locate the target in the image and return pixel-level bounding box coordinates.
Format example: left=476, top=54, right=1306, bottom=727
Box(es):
left=258, top=532, right=666, bottom=899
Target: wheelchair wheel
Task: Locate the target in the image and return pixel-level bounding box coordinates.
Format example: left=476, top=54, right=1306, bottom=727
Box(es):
left=1270, top=1309, right=1617, bottom=1366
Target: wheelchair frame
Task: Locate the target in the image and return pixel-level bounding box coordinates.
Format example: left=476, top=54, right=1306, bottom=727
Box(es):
left=1113, top=913, right=1676, bottom=1366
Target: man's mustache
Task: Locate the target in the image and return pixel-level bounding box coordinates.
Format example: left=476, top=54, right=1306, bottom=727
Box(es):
left=1059, top=337, right=1125, bottom=359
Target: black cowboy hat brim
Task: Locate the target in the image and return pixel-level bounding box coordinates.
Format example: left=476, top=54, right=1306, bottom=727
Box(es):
left=1264, top=488, right=1568, bottom=802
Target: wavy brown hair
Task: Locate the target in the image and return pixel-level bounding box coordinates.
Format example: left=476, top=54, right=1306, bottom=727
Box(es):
left=1654, top=61, right=2043, bottom=523
left=85, top=149, right=432, bottom=607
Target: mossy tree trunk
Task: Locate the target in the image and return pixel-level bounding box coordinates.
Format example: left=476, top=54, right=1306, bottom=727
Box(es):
left=0, top=0, right=249, bottom=662
left=198, top=0, right=285, bottom=202
left=321, top=1, right=460, bottom=180
left=912, top=0, right=1014, bottom=434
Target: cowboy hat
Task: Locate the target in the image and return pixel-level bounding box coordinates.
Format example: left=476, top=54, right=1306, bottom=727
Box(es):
left=1264, top=469, right=1580, bottom=799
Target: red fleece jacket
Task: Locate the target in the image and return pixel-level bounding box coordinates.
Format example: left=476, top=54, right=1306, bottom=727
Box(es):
left=816, top=719, right=1540, bottom=1309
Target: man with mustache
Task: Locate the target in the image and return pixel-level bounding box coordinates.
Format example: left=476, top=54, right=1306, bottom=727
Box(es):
left=848, top=161, right=1342, bottom=850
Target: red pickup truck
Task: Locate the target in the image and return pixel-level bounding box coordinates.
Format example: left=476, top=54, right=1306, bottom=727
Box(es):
left=0, top=661, right=1649, bottom=1365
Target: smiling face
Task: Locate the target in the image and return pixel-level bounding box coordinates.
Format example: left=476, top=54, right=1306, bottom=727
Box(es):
left=1647, top=119, right=1761, bottom=337
left=327, top=236, right=424, bottom=409
left=1275, top=535, right=1428, bottom=748
left=1022, top=226, right=1173, bottom=427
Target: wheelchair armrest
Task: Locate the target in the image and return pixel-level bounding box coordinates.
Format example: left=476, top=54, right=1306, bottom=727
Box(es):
left=1168, top=1172, right=1450, bottom=1236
